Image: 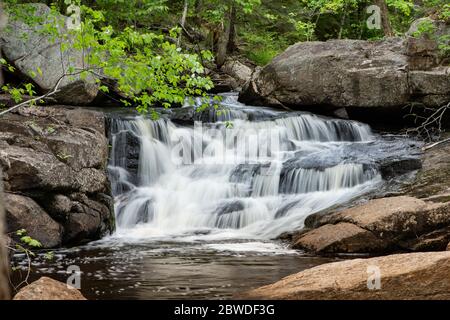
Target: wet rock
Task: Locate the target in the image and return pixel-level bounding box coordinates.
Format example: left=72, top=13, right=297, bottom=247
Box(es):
left=239, top=252, right=450, bottom=300
left=282, top=137, right=423, bottom=180
left=64, top=211, right=102, bottom=245
left=404, top=136, right=450, bottom=199
left=167, top=107, right=197, bottom=125
left=292, top=223, right=388, bottom=253
left=4, top=193, right=62, bottom=248
left=0, top=4, right=98, bottom=105
left=13, top=277, right=86, bottom=300
left=379, top=157, right=423, bottom=179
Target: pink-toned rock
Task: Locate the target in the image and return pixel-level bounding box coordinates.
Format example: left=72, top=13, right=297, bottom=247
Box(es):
left=13, top=277, right=86, bottom=300
left=293, top=222, right=387, bottom=253
left=239, top=252, right=450, bottom=300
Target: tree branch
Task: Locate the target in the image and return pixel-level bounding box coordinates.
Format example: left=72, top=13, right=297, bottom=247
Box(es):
left=0, top=70, right=94, bottom=118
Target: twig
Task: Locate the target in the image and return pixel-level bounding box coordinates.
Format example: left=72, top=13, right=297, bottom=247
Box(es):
left=422, top=137, right=450, bottom=151
left=0, top=69, right=95, bottom=118
left=405, top=102, right=450, bottom=142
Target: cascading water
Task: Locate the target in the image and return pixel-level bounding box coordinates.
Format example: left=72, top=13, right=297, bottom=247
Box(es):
left=108, top=94, right=382, bottom=240
left=22, top=94, right=421, bottom=299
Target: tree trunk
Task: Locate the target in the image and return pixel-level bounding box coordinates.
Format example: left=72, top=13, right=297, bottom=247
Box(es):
left=194, top=0, right=202, bottom=24
left=0, top=169, right=10, bottom=300
left=216, top=4, right=234, bottom=67
left=375, top=0, right=393, bottom=36
left=177, top=0, right=189, bottom=47
left=338, top=11, right=347, bottom=39
left=227, top=4, right=237, bottom=53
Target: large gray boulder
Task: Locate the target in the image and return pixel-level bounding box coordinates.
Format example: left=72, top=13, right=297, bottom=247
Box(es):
left=0, top=3, right=98, bottom=105
left=0, top=106, right=114, bottom=248
left=239, top=38, right=450, bottom=119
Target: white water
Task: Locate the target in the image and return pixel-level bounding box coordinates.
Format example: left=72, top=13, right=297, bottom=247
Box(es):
left=108, top=95, right=382, bottom=244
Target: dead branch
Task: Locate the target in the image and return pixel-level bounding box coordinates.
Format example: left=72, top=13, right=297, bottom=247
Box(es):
left=405, top=102, right=450, bottom=142
left=0, top=69, right=96, bottom=118
left=422, top=137, right=450, bottom=151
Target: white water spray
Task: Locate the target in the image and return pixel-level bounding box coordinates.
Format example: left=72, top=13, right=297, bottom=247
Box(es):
left=108, top=97, right=381, bottom=240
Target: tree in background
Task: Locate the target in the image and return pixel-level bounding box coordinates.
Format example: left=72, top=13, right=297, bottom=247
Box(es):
left=0, top=0, right=214, bottom=117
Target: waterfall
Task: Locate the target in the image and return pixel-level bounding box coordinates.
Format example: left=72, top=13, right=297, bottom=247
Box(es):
left=108, top=97, right=381, bottom=239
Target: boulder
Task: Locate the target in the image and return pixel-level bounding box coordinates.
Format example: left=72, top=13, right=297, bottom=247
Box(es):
left=0, top=106, right=114, bottom=248
left=239, top=252, right=450, bottom=300
left=0, top=3, right=98, bottom=105
left=239, top=39, right=410, bottom=109
left=407, top=18, right=450, bottom=39
left=409, top=68, right=450, bottom=106
left=405, top=135, right=450, bottom=198
left=209, top=71, right=239, bottom=93
left=293, top=222, right=388, bottom=253
left=221, top=59, right=253, bottom=86
left=295, top=196, right=450, bottom=254
left=239, top=38, right=449, bottom=122
left=13, top=277, right=86, bottom=300
left=4, top=193, right=62, bottom=248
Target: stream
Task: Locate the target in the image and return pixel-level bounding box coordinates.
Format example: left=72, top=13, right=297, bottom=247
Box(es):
left=12, top=93, right=419, bottom=299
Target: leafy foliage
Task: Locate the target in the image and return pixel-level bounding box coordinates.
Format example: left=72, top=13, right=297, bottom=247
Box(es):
left=1, top=0, right=215, bottom=116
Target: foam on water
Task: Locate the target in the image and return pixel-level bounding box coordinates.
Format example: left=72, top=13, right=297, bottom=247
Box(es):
left=108, top=94, right=381, bottom=244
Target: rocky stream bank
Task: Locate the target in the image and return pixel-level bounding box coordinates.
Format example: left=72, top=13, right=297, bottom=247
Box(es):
left=0, top=3, right=449, bottom=300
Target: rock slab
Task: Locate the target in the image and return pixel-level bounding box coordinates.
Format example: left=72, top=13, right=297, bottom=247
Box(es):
left=294, top=196, right=450, bottom=254
left=240, top=252, right=450, bottom=300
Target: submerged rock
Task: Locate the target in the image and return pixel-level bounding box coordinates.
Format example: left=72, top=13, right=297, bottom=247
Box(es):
left=282, top=136, right=423, bottom=181
left=13, top=277, right=86, bottom=300
left=239, top=251, right=450, bottom=300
